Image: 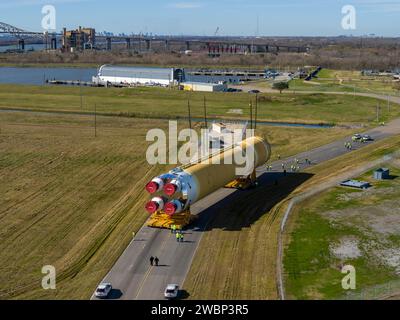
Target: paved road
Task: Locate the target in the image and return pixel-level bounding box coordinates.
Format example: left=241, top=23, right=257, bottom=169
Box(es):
left=91, top=116, right=400, bottom=300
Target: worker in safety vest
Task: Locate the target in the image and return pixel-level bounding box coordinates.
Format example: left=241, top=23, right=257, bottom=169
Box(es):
left=180, top=233, right=184, bottom=243
left=171, top=224, right=176, bottom=234
left=176, top=232, right=180, bottom=242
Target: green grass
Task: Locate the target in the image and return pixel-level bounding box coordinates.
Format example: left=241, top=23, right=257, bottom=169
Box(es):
left=284, top=159, right=400, bottom=300
left=284, top=209, right=396, bottom=299
left=0, top=84, right=395, bottom=126
left=289, top=69, right=400, bottom=95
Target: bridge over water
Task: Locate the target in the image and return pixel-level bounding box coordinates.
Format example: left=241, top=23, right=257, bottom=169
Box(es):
left=0, top=21, right=310, bottom=54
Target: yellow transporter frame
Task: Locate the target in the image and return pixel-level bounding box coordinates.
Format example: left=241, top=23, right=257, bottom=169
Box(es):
left=147, top=210, right=193, bottom=230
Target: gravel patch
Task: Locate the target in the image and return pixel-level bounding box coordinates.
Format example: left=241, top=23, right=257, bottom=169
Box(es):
left=330, top=237, right=362, bottom=260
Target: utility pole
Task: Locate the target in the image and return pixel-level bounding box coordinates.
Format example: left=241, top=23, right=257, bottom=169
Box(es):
left=94, top=104, right=97, bottom=138
left=187, top=99, right=192, bottom=131
left=254, top=94, right=258, bottom=130
left=203, top=96, right=207, bottom=129
left=249, top=101, right=253, bottom=130
left=376, top=103, right=380, bottom=123
left=387, top=94, right=390, bottom=113
left=80, top=81, right=83, bottom=109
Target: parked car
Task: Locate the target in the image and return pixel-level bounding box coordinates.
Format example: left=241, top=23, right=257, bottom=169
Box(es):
left=95, top=283, right=112, bottom=298
left=225, top=88, right=243, bottom=93
left=352, top=134, right=362, bottom=142
left=362, top=135, right=373, bottom=142
left=248, top=89, right=260, bottom=94
left=164, top=284, right=179, bottom=299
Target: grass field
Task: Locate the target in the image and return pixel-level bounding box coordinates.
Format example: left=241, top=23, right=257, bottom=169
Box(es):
left=184, top=135, right=400, bottom=300
left=0, top=109, right=359, bottom=299
left=0, top=112, right=173, bottom=299
left=282, top=141, right=400, bottom=300
left=0, top=80, right=397, bottom=299
left=289, top=69, right=400, bottom=95
left=0, top=84, right=395, bottom=126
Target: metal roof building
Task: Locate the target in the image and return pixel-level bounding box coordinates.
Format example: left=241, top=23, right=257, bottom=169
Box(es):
left=93, top=65, right=185, bottom=86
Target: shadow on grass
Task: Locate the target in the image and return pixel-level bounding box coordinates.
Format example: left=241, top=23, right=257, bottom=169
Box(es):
left=191, top=172, right=313, bottom=232
left=178, top=290, right=190, bottom=300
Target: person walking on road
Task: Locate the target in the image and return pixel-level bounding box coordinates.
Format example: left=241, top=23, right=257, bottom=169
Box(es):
left=150, top=256, right=154, bottom=266
left=176, top=232, right=180, bottom=242
left=180, top=233, right=184, bottom=243
left=154, top=257, right=159, bottom=266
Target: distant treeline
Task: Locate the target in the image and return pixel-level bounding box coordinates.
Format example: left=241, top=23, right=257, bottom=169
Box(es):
left=1, top=37, right=399, bottom=71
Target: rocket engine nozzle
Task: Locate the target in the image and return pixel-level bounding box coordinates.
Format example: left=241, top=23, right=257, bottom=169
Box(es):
left=145, top=177, right=164, bottom=194
left=164, top=200, right=184, bottom=216
left=163, top=179, right=182, bottom=196
left=145, top=197, right=165, bottom=214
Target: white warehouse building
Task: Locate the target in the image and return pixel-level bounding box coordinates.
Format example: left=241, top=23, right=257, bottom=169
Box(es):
left=93, top=65, right=185, bottom=87
left=182, top=81, right=227, bottom=92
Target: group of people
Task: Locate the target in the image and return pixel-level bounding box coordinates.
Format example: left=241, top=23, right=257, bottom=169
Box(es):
left=345, top=142, right=353, bottom=150
left=149, top=256, right=160, bottom=267
left=171, top=225, right=184, bottom=243
left=278, top=157, right=313, bottom=173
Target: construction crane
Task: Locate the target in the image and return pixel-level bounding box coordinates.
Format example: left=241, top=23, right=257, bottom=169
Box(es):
left=214, top=27, right=220, bottom=37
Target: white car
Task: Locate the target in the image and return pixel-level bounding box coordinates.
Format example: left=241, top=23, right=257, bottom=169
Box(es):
left=95, top=283, right=112, bottom=298
left=352, top=134, right=362, bottom=142
left=164, top=284, right=179, bottom=299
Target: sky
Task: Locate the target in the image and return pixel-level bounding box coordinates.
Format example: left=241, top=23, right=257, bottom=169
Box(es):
left=0, top=0, right=399, bottom=36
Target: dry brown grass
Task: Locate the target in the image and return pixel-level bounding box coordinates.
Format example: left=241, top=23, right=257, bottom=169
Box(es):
left=0, top=112, right=171, bottom=299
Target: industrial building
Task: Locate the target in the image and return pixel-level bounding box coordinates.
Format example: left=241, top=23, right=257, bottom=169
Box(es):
left=93, top=65, right=185, bottom=87
left=62, top=27, right=96, bottom=52
left=374, top=168, right=390, bottom=180
left=340, top=179, right=371, bottom=189
left=182, top=81, right=227, bottom=92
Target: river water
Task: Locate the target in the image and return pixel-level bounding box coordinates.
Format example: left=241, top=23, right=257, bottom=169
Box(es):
left=0, top=66, right=257, bottom=85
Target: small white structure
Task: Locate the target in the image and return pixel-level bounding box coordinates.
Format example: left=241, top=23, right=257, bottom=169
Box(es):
left=183, top=82, right=227, bottom=92
left=93, top=65, right=185, bottom=87
left=374, top=168, right=390, bottom=180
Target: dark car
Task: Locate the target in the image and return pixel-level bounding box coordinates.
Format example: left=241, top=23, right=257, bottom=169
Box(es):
left=248, top=90, right=260, bottom=94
